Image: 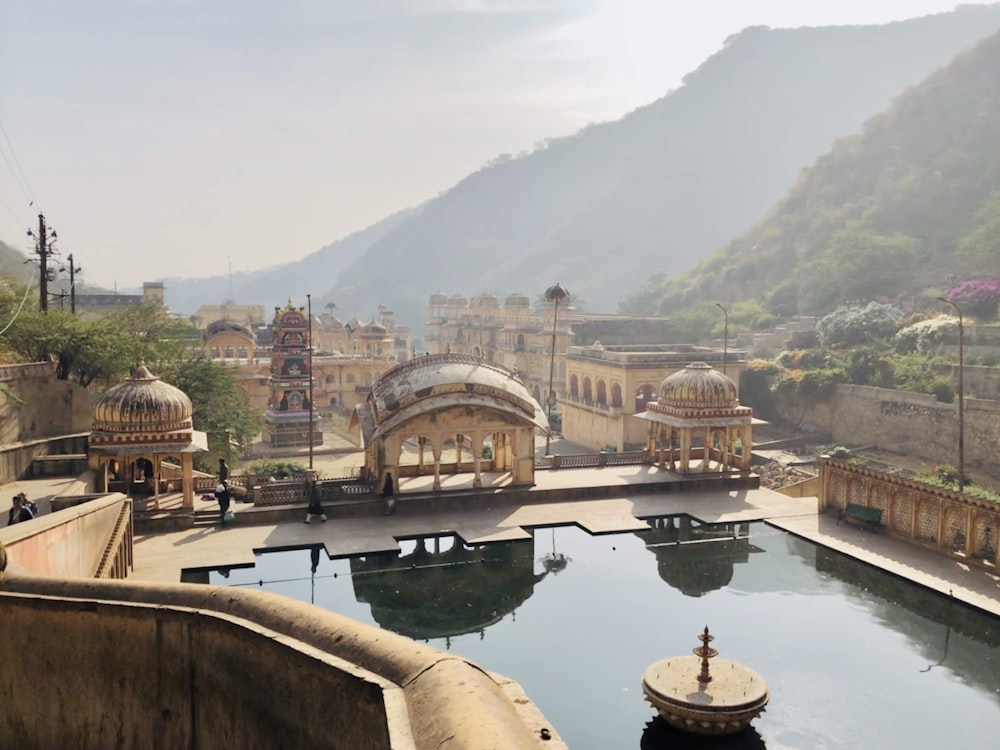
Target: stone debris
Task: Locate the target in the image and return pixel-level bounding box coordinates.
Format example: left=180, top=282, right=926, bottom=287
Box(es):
left=756, top=461, right=814, bottom=490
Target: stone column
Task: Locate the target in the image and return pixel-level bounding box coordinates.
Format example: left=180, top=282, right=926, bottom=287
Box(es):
left=472, top=432, right=483, bottom=488
left=432, top=438, right=443, bottom=492
left=152, top=455, right=162, bottom=510
left=455, top=433, right=462, bottom=474
left=679, top=429, right=691, bottom=473
left=181, top=453, right=194, bottom=509
left=965, top=506, right=975, bottom=557
left=741, top=424, right=752, bottom=471
left=417, top=437, right=426, bottom=475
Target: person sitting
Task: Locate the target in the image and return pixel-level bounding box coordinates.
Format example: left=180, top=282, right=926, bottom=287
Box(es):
left=7, top=495, right=33, bottom=526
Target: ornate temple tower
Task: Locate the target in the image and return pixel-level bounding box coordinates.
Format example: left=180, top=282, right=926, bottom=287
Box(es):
left=265, top=300, right=322, bottom=448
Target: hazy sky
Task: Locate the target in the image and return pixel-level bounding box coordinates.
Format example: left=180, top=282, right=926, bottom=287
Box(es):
left=0, top=1, right=990, bottom=288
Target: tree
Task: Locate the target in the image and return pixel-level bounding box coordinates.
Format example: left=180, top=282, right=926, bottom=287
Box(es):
left=157, top=354, right=263, bottom=468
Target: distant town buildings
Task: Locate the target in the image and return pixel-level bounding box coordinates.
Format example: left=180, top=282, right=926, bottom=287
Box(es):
left=424, top=292, right=746, bottom=452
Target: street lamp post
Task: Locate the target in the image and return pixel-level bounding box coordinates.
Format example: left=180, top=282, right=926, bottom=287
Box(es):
left=715, top=303, right=728, bottom=378
left=937, top=297, right=964, bottom=491
left=544, top=282, right=569, bottom=455
left=307, top=294, right=314, bottom=470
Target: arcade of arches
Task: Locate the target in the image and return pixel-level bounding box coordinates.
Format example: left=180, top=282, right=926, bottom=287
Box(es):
left=352, top=354, right=549, bottom=491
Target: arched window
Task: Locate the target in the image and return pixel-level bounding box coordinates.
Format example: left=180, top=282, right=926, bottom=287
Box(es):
left=611, top=383, right=623, bottom=408
left=473, top=346, right=481, bottom=357
left=211, top=347, right=220, bottom=358
left=329, top=397, right=338, bottom=406
left=596, top=380, right=607, bottom=407
left=583, top=377, right=593, bottom=403
left=346, top=373, right=355, bottom=384
left=325, top=374, right=335, bottom=384
left=516, top=334, right=525, bottom=352
left=569, top=374, right=579, bottom=399
left=634, top=384, right=656, bottom=413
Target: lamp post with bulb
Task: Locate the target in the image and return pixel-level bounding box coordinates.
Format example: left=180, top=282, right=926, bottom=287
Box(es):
left=544, top=283, right=569, bottom=454
left=936, top=296, right=964, bottom=492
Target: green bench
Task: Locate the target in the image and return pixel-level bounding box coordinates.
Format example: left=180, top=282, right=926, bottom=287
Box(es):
left=841, top=503, right=883, bottom=531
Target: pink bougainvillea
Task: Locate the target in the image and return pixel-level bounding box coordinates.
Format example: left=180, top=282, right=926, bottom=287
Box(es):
left=945, top=279, right=1000, bottom=320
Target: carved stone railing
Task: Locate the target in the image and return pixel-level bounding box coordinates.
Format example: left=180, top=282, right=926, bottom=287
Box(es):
left=95, top=500, right=133, bottom=579
left=819, top=456, right=1000, bottom=568
left=542, top=451, right=646, bottom=470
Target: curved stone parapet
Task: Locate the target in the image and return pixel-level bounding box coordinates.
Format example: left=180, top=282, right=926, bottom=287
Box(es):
left=0, top=573, right=562, bottom=749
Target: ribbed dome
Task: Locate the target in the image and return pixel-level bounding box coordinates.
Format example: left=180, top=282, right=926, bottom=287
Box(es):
left=447, top=295, right=467, bottom=307
left=429, top=292, right=449, bottom=305
left=659, top=362, right=737, bottom=410
left=92, top=364, right=193, bottom=434
left=504, top=293, right=530, bottom=307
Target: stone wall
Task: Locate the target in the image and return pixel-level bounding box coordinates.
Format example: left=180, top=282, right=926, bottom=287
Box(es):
left=819, top=456, right=999, bottom=567
left=776, top=383, right=1000, bottom=472
left=0, top=362, right=94, bottom=446
left=0, top=492, right=129, bottom=578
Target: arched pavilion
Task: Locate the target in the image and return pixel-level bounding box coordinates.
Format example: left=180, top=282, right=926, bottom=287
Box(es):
left=635, top=362, right=753, bottom=474
left=351, top=353, right=548, bottom=492
left=88, top=364, right=207, bottom=509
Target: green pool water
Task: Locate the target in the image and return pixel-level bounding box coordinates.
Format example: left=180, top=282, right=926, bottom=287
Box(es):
left=191, top=519, right=1000, bottom=749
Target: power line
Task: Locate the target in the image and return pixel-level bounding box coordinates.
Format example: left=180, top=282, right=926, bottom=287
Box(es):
left=0, top=118, right=37, bottom=207
left=0, top=263, right=37, bottom=336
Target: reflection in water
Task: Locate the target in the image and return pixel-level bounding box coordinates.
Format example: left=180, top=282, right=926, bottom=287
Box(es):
left=636, top=517, right=758, bottom=597
left=813, top=545, right=1000, bottom=699
left=640, top=718, right=767, bottom=750
left=350, top=535, right=547, bottom=641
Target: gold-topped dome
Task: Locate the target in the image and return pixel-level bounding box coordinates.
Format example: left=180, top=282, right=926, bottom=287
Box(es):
left=91, top=364, right=193, bottom=434
left=659, top=362, right=737, bottom=410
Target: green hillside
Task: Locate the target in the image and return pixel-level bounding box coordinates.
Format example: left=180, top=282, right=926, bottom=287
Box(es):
left=623, top=28, right=1000, bottom=318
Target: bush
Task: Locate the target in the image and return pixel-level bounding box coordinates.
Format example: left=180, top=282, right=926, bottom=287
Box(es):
left=246, top=459, right=308, bottom=479
left=893, top=315, right=957, bottom=355
left=891, top=352, right=954, bottom=402
left=944, top=279, right=1000, bottom=321
left=816, top=302, right=904, bottom=348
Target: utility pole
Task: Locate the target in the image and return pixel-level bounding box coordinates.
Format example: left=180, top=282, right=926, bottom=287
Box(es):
left=27, top=213, right=57, bottom=312
left=66, top=253, right=82, bottom=315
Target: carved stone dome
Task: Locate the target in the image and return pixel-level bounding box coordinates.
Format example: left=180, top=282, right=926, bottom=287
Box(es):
left=659, top=362, right=737, bottom=410
left=429, top=292, right=449, bottom=306
left=92, top=364, right=193, bottom=434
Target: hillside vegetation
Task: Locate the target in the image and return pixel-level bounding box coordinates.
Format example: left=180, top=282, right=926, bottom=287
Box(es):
left=624, top=27, right=1000, bottom=319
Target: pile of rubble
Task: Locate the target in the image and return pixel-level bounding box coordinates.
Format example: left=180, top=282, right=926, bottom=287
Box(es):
left=756, top=461, right=815, bottom=490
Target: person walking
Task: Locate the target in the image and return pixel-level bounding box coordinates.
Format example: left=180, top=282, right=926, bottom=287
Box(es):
left=381, top=471, right=396, bottom=516
left=304, top=474, right=326, bottom=524
left=216, top=480, right=231, bottom=526
left=218, top=458, right=230, bottom=483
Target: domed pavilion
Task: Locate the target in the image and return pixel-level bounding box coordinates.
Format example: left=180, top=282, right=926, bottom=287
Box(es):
left=351, top=353, right=548, bottom=491
left=635, top=362, right=753, bottom=474
left=88, top=364, right=207, bottom=509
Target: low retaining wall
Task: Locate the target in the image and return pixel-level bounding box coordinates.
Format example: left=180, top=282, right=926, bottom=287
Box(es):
left=819, top=456, right=1000, bottom=567
left=0, top=575, right=556, bottom=750
left=0, top=492, right=131, bottom=578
